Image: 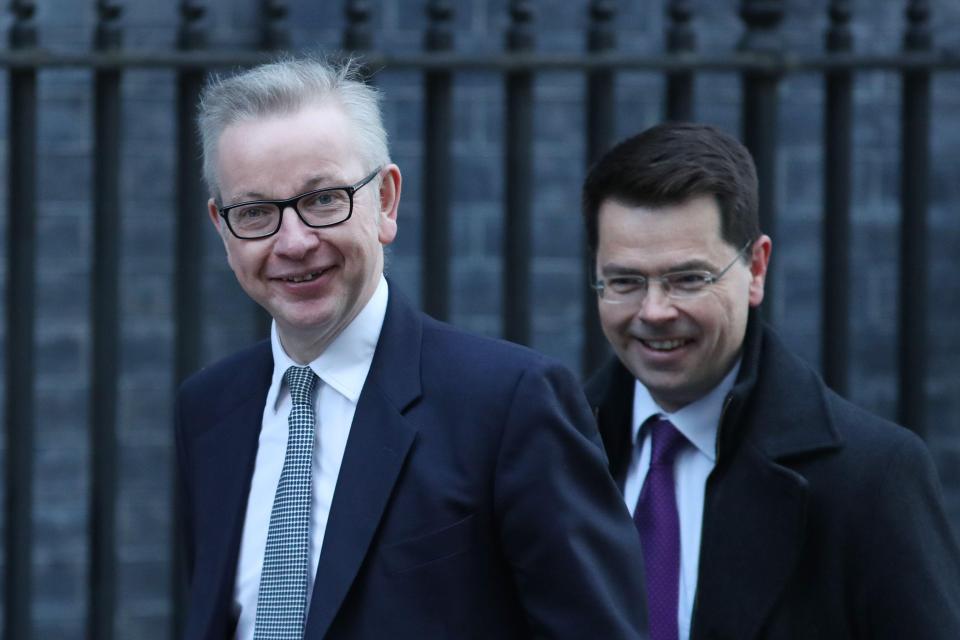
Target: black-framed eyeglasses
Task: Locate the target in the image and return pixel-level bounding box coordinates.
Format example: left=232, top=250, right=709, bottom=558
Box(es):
left=218, top=167, right=382, bottom=240
left=593, top=240, right=753, bottom=304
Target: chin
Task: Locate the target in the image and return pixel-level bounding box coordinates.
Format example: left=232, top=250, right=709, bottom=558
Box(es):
left=639, top=375, right=691, bottom=401
left=273, top=306, right=337, bottom=332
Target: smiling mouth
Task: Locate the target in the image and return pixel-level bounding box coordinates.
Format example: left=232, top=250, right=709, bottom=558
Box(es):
left=280, top=268, right=328, bottom=283
left=639, top=338, right=690, bottom=351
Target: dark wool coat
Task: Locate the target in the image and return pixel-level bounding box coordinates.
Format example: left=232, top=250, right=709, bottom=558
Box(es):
left=177, top=287, right=648, bottom=640
left=586, top=312, right=960, bottom=640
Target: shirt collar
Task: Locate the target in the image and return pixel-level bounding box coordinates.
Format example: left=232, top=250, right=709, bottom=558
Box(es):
left=631, top=358, right=742, bottom=462
left=268, top=275, right=388, bottom=410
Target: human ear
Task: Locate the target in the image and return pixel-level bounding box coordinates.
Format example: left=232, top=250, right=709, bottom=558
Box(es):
left=376, top=164, right=401, bottom=245
left=747, top=235, right=772, bottom=307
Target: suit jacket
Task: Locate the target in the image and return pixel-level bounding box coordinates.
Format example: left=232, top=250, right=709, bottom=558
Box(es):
left=585, top=312, right=960, bottom=640
left=176, top=287, right=647, bottom=639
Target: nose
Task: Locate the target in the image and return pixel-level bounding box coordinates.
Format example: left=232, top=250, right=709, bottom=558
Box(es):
left=272, top=206, right=320, bottom=258
left=636, top=280, right=678, bottom=323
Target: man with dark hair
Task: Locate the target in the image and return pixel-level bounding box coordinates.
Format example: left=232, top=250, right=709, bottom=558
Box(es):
left=582, top=121, right=960, bottom=640
left=175, top=57, right=648, bottom=639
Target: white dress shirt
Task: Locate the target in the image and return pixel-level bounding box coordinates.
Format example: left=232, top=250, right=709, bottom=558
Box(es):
left=623, top=360, right=741, bottom=640
left=232, top=276, right=388, bottom=640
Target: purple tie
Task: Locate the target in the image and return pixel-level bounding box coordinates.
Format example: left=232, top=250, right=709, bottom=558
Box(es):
left=634, top=417, right=687, bottom=640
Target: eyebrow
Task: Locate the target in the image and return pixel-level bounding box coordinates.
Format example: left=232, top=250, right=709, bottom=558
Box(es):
left=599, top=264, right=644, bottom=277
left=226, top=175, right=344, bottom=205
left=665, top=259, right=719, bottom=272
left=600, top=258, right=718, bottom=277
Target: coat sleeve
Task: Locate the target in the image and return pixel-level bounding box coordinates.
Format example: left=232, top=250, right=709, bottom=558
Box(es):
left=856, top=431, right=960, bottom=639
left=492, top=359, right=647, bottom=640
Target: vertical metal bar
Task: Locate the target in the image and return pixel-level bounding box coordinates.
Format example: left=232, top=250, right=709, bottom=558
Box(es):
left=898, top=0, right=931, bottom=436
left=173, top=4, right=208, bottom=637
left=503, top=0, right=535, bottom=345
left=175, top=6, right=207, bottom=430
left=665, top=0, right=695, bottom=121
left=739, top=0, right=783, bottom=322
left=423, top=1, right=454, bottom=320
left=261, top=0, right=290, bottom=51
left=4, top=3, right=37, bottom=640
left=89, top=6, right=123, bottom=639
left=822, top=0, right=853, bottom=395
left=582, top=0, right=616, bottom=375
left=343, top=0, right=373, bottom=53
left=251, top=0, right=291, bottom=338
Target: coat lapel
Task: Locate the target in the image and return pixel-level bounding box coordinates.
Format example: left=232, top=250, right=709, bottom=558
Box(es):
left=691, top=444, right=809, bottom=639
left=304, top=287, right=422, bottom=639
left=187, top=342, right=273, bottom=638
left=691, top=322, right=844, bottom=640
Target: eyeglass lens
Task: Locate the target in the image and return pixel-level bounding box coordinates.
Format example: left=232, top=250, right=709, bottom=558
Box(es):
left=228, top=189, right=352, bottom=237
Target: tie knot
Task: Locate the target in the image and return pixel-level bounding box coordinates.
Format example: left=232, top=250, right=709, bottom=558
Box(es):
left=646, top=417, right=686, bottom=466
left=284, top=366, right=317, bottom=406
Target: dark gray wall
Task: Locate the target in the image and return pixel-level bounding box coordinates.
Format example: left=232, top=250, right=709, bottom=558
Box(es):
left=0, top=1, right=958, bottom=638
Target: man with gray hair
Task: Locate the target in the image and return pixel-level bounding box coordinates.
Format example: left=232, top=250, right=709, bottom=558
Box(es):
left=175, top=57, right=647, bottom=640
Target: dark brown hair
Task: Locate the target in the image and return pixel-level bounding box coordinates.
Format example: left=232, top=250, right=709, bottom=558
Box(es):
left=582, top=122, right=760, bottom=255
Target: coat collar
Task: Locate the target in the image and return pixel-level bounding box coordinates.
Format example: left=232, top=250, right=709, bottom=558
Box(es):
left=720, top=309, right=844, bottom=461
left=584, top=354, right=636, bottom=488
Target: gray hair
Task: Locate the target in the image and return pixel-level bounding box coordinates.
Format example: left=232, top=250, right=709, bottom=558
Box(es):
left=198, top=56, right=390, bottom=200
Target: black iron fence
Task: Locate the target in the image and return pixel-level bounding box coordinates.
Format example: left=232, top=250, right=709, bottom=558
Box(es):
left=2, top=0, right=958, bottom=638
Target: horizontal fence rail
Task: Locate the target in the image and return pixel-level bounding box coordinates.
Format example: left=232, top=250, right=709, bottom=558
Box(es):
left=0, top=49, right=959, bottom=71
left=2, top=1, right=957, bottom=638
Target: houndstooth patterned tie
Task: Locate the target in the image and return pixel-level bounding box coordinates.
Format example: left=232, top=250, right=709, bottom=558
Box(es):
left=254, top=365, right=318, bottom=640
